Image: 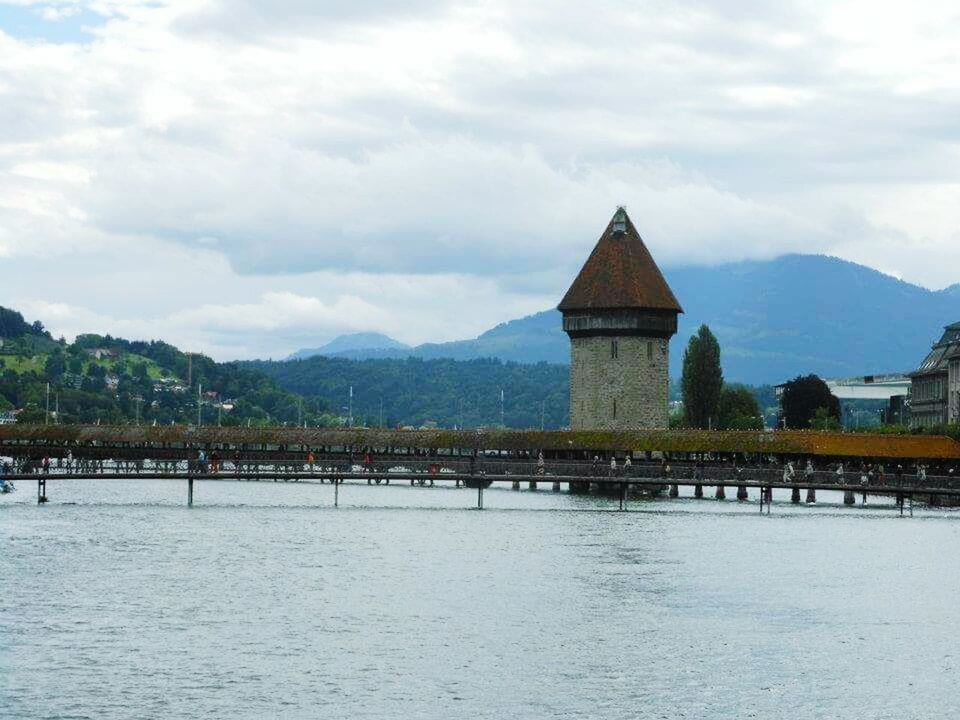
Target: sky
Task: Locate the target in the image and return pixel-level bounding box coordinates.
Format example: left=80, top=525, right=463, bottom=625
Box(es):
left=1, top=0, right=959, bottom=360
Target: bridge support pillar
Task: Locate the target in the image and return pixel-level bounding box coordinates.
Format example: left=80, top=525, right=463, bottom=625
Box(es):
left=806, top=488, right=816, bottom=503
left=187, top=477, right=194, bottom=507
left=37, top=477, right=48, bottom=505
left=791, top=487, right=801, bottom=504
left=694, top=484, right=703, bottom=499
left=552, top=480, right=561, bottom=492
left=669, top=484, right=679, bottom=498
left=843, top=490, right=855, bottom=505
left=736, top=485, right=748, bottom=501
left=619, top=482, right=626, bottom=511
left=715, top=484, right=726, bottom=500
left=512, top=480, right=520, bottom=490
left=528, top=481, right=537, bottom=490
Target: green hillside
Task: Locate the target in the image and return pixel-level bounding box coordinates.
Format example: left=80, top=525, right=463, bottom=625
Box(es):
left=0, top=307, right=330, bottom=426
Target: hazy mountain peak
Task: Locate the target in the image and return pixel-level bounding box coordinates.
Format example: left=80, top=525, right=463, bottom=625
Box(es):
left=288, top=332, right=409, bottom=360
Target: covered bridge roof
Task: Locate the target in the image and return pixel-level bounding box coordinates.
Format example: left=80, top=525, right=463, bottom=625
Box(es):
left=2, top=425, right=958, bottom=461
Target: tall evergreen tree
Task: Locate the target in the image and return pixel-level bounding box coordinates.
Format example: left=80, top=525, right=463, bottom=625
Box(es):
left=681, top=324, right=723, bottom=429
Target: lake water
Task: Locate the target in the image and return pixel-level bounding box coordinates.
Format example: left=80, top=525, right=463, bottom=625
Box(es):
left=3, top=479, right=959, bottom=719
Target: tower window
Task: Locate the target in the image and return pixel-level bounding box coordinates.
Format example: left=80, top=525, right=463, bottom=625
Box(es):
left=647, top=341, right=652, bottom=360
left=613, top=398, right=617, bottom=419
left=611, top=339, right=619, bottom=359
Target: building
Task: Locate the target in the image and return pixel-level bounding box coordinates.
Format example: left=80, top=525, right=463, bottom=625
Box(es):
left=558, top=207, right=682, bottom=430
left=909, top=322, right=960, bottom=428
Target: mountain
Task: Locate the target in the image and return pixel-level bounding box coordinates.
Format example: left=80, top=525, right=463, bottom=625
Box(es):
left=288, top=332, right=409, bottom=360
left=287, top=254, right=959, bottom=385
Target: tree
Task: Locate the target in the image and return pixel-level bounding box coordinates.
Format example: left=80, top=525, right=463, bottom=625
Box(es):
left=780, top=374, right=841, bottom=429
left=810, top=406, right=842, bottom=431
left=718, top=385, right=763, bottom=430
left=681, top=324, right=723, bottom=429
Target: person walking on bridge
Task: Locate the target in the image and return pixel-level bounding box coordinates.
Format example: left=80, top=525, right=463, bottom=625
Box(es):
left=805, top=459, right=816, bottom=503
left=537, top=451, right=545, bottom=477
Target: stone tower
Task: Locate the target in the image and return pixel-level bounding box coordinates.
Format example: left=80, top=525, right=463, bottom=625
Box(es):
left=559, top=207, right=682, bottom=430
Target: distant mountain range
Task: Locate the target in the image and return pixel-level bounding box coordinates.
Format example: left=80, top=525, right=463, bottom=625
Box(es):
left=288, top=332, right=410, bottom=360
left=287, top=254, right=959, bottom=385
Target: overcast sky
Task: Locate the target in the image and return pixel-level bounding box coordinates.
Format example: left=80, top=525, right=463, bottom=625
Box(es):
left=1, top=0, right=959, bottom=359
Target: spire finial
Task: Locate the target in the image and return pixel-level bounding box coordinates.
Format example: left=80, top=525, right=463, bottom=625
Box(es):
left=612, top=206, right=627, bottom=235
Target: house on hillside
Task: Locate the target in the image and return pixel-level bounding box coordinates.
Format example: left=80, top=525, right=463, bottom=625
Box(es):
left=87, top=348, right=117, bottom=360
left=909, top=322, right=960, bottom=428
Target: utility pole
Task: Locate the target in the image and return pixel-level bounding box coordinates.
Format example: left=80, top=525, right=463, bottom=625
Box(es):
left=348, top=385, right=353, bottom=428
left=197, top=382, right=202, bottom=427
left=500, top=387, right=505, bottom=428
left=186, top=352, right=192, bottom=387
left=55, top=393, right=59, bottom=425
left=45, top=382, right=50, bottom=425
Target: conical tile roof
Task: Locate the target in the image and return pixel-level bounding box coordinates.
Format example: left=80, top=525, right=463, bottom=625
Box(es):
left=558, top=208, right=682, bottom=313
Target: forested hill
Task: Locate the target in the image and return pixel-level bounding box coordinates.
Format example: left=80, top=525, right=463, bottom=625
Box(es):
left=290, top=254, right=959, bottom=384
left=245, top=356, right=570, bottom=429
left=0, top=306, right=328, bottom=426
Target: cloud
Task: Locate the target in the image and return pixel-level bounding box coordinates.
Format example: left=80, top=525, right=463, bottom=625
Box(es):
left=2, top=0, right=960, bottom=358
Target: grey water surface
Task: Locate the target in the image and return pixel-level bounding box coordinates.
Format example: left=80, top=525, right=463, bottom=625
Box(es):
left=2, top=480, right=959, bottom=719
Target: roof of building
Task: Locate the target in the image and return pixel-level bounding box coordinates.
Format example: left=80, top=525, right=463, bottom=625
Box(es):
left=910, top=321, right=960, bottom=377
left=558, top=207, right=683, bottom=314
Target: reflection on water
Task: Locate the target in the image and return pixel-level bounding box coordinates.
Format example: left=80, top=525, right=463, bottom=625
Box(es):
left=2, top=480, right=958, bottom=719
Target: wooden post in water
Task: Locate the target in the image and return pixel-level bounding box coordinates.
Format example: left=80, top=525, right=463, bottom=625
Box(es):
left=37, top=476, right=47, bottom=504
left=791, top=487, right=801, bottom=504
left=477, top=483, right=483, bottom=510
left=512, top=480, right=520, bottom=490
left=528, top=481, right=537, bottom=490
left=669, top=484, right=679, bottom=498
left=619, top=482, right=626, bottom=510
left=736, top=485, right=748, bottom=501
left=694, top=484, right=703, bottom=499
left=187, top=477, right=194, bottom=507
left=715, top=484, right=726, bottom=500
left=334, top=477, right=339, bottom=507
left=552, top=480, right=561, bottom=492
left=806, top=488, right=816, bottom=503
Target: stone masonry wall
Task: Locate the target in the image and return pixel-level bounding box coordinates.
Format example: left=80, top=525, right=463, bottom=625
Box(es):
left=569, top=334, right=670, bottom=430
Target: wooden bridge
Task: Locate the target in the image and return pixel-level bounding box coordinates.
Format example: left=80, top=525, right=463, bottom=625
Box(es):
left=3, top=424, right=959, bottom=514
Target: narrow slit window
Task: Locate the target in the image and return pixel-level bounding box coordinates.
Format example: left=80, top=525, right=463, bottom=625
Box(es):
left=647, top=341, right=653, bottom=360
left=611, top=339, right=619, bottom=359
left=613, top=398, right=617, bottom=419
